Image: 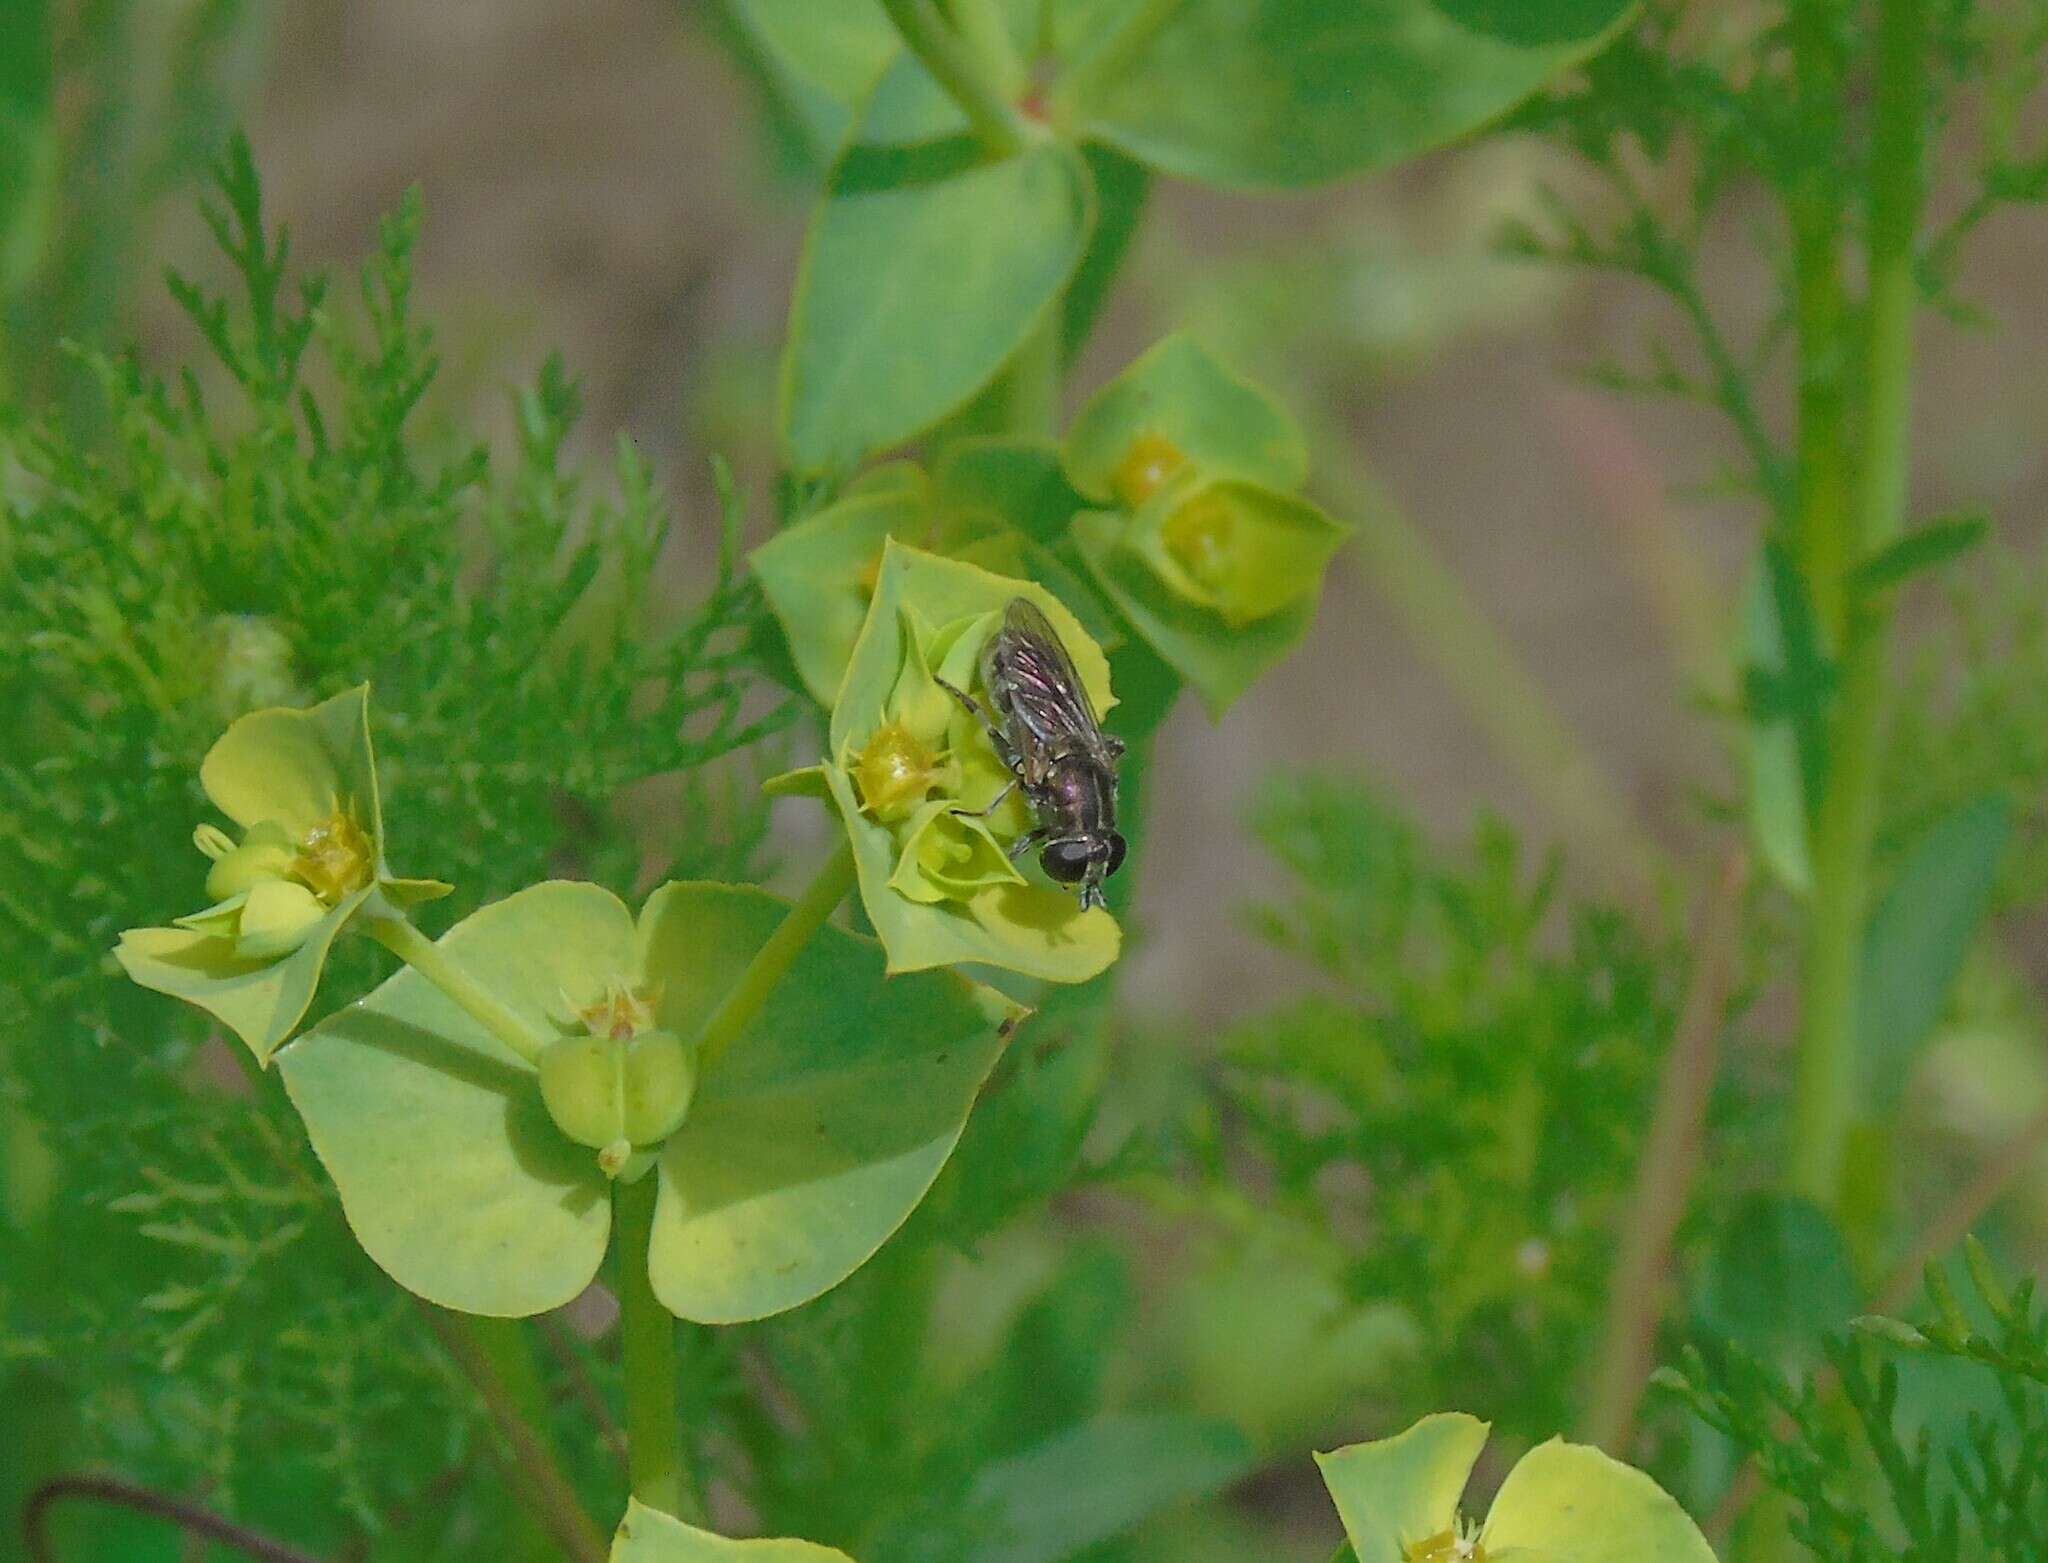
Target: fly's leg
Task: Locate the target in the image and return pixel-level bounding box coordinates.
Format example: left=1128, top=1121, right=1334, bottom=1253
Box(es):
left=1006, top=826, right=1048, bottom=862
left=945, top=779, right=1018, bottom=821
left=934, top=676, right=1018, bottom=770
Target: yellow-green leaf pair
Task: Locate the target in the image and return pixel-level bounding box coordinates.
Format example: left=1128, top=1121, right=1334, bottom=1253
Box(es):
left=113, top=685, right=449, bottom=1064
left=770, top=541, right=1121, bottom=986
left=1317, top=1413, right=1716, bottom=1563
left=276, top=879, right=1019, bottom=1323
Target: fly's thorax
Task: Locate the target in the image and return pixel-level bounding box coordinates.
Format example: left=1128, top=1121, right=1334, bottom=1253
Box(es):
left=1037, top=754, right=1117, bottom=835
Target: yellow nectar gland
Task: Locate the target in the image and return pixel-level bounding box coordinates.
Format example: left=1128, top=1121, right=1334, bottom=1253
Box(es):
left=576, top=978, right=660, bottom=1041
left=853, top=721, right=950, bottom=822
left=857, top=548, right=886, bottom=598
left=1161, top=491, right=1237, bottom=595
left=1407, top=1522, right=1486, bottom=1563
left=1110, top=432, right=1187, bottom=508
left=293, top=808, right=375, bottom=905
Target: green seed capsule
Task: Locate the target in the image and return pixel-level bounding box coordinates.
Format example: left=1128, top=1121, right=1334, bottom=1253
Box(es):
left=538, top=1028, right=698, bottom=1153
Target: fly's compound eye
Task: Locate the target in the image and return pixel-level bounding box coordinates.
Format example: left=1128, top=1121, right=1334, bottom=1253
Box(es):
left=1041, top=838, right=1095, bottom=885
left=1104, top=832, right=1128, bottom=877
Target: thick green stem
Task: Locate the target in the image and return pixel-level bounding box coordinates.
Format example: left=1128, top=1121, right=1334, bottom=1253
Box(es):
left=607, top=844, right=857, bottom=1522
left=613, top=1171, right=704, bottom=1523
left=1788, top=0, right=1852, bottom=635
left=364, top=915, right=547, bottom=1065
left=1048, top=0, right=1183, bottom=123
left=695, top=841, right=857, bottom=1071
left=945, top=0, right=1026, bottom=95
left=877, top=0, right=1029, bottom=154
left=1791, top=0, right=1929, bottom=1208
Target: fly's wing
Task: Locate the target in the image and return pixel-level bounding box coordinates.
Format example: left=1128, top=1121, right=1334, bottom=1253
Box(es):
left=987, top=597, right=1110, bottom=756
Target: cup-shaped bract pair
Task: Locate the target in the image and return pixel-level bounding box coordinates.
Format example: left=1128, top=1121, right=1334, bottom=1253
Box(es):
left=275, top=878, right=1019, bottom=1323
left=114, top=685, right=449, bottom=1063
left=749, top=447, right=1108, bottom=711
left=770, top=541, right=1121, bottom=986
left=1064, top=334, right=1353, bottom=716
left=1316, top=1413, right=1716, bottom=1563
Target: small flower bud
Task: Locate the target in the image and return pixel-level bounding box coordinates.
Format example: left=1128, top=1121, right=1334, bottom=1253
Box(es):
left=232, top=879, right=329, bottom=960
left=203, top=819, right=300, bottom=901
left=1110, top=432, right=1187, bottom=508
left=1161, top=491, right=1237, bottom=596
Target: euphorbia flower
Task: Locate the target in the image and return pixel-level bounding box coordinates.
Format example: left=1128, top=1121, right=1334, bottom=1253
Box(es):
left=1316, top=1413, right=1716, bottom=1563
left=114, top=685, right=448, bottom=1063
left=767, top=540, right=1121, bottom=985
left=1061, top=334, right=1352, bottom=716
left=276, top=879, right=1019, bottom=1322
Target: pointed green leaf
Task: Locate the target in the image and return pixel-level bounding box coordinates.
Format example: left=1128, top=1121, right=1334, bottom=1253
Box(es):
left=781, top=58, right=1093, bottom=472
left=1054, top=0, right=1636, bottom=191
left=277, top=883, right=636, bottom=1314
left=612, top=1499, right=856, bottom=1562
left=1315, top=1412, right=1489, bottom=1563
left=640, top=882, right=1018, bottom=1322
left=115, top=887, right=370, bottom=1064
left=1690, top=1192, right=1857, bottom=1379
left=1063, top=334, right=1307, bottom=504
left=1072, top=509, right=1322, bottom=718
left=1855, top=795, right=2010, bottom=1115
left=1481, top=1438, right=1715, bottom=1563
left=1739, top=563, right=1814, bottom=895
left=1845, top=513, right=1988, bottom=598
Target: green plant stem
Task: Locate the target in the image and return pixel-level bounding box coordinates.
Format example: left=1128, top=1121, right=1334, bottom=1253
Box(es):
left=946, top=0, right=1025, bottom=95
left=613, top=1171, right=705, bottom=1524
left=416, top=1304, right=609, bottom=1563
left=695, top=841, right=857, bottom=1071
left=364, top=914, right=547, bottom=1065
left=1790, top=0, right=1930, bottom=1209
left=1788, top=0, right=1852, bottom=632
left=1332, top=448, right=1664, bottom=903
left=1049, top=0, right=1183, bottom=122
left=877, top=0, right=1028, bottom=154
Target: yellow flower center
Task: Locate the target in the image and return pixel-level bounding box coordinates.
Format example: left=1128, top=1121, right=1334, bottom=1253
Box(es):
left=576, top=978, right=660, bottom=1041
left=1407, top=1523, right=1486, bottom=1563
left=1111, top=432, right=1187, bottom=507
left=294, top=808, right=375, bottom=905
left=853, top=722, right=950, bottom=822
left=1161, top=492, right=1237, bottom=594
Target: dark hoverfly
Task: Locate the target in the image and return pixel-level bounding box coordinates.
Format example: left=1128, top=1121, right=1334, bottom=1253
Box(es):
left=937, top=597, right=1128, bottom=912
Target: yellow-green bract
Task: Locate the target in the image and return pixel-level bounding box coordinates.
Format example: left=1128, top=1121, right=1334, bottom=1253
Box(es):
left=611, top=1498, right=857, bottom=1561
left=1316, top=1412, right=1717, bottom=1563
left=768, top=539, right=1122, bottom=985
left=275, top=880, right=1019, bottom=1322
left=113, top=684, right=450, bottom=1063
